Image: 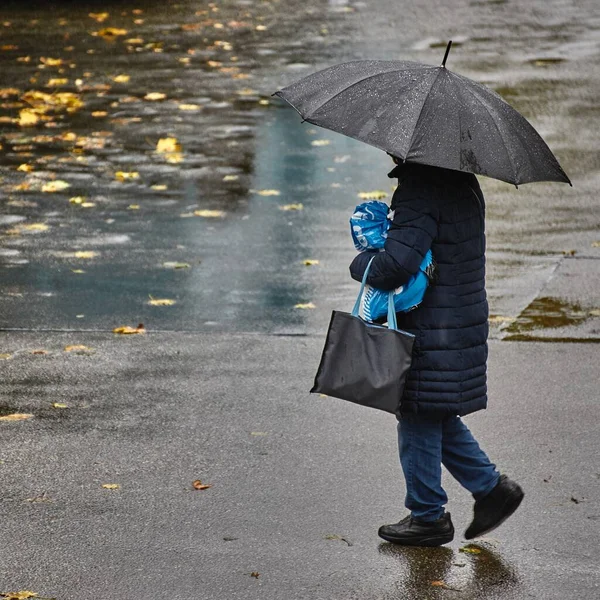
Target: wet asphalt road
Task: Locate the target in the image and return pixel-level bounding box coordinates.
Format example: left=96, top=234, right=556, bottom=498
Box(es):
left=0, top=0, right=598, bottom=339
left=1, top=0, right=600, bottom=599
left=1, top=333, right=599, bottom=599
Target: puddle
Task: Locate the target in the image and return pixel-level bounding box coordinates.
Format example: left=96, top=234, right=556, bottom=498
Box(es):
left=503, top=296, right=600, bottom=341
left=377, top=542, right=522, bottom=599
left=505, top=296, right=591, bottom=332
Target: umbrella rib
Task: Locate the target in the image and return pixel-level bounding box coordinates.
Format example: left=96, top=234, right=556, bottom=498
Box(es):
left=404, top=68, right=445, bottom=157
left=303, top=65, right=434, bottom=120
left=458, top=83, right=519, bottom=184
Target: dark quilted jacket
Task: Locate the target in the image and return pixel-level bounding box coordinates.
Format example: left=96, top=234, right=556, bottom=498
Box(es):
left=350, top=162, right=488, bottom=417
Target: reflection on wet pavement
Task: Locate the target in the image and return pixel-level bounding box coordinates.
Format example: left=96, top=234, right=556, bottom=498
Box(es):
left=378, top=542, right=522, bottom=600
left=0, top=0, right=599, bottom=337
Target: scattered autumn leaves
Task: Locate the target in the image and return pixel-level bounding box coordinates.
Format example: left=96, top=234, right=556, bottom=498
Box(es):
left=113, top=323, right=145, bottom=334
left=0, top=413, right=34, bottom=422
left=0, top=592, right=55, bottom=600
left=192, top=480, right=212, bottom=491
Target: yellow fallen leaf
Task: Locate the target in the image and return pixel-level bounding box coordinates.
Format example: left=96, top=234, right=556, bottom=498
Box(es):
left=156, top=137, right=181, bottom=153
left=47, top=78, right=68, bottom=87
left=151, top=184, right=168, bottom=190
left=194, top=210, right=226, bottom=218
left=71, top=269, right=85, bottom=274
left=42, top=180, right=70, bottom=192
left=166, top=153, right=183, bottom=163
left=22, top=90, right=83, bottom=112
left=178, top=103, right=201, bottom=111
left=459, top=546, right=482, bottom=554
left=91, top=111, right=107, bottom=117
left=192, top=480, right=212, bottom=490
left=102, top=483, right=120, bottom=489
left=148, top=298, right=176, bottom=306
left=96, top=27, right=128, bottom=39
left=17, top=163, right=34, bottom=172
left=40, top=57, right=63, bottom=66
left=223, top=175, right=239, bottom=181
left=21, top=223, right=49, bottom=232
left=112, top=74, right=130, bottom=83
left=144, top=92, right=166, bottom=101
left=303, top=259, right=320, bottom=266
left=0, top=353, right=12, bottom=360
left=589, top=309, right=600, bottom=317
left=31, top=349, right=48, bottom=355
left=295, top=302, right=316, bottom=309
left=18, top=109, right=39, bottom=126
left=52, top=403, right=68, bottom=409
left=125, top=38, right=144, bottom=44
left=358, top=190, right=388, bottom=200
left=64, top=344, right=93, bottom=353
left=258, top=99, right=270, bottom=106
left=0, top=414, right=34, bottom=422
left=69, top=196, right=85, bottom=204
left=311, top=139, right=331, bottom=146
left=279, top=203, right=304, bottom=211
left=128, top=204, right=140, bottom=210
left=89, top=12, right=109, bottom=23
left=73, top=251, right=97, bottom=259
left=592, top=241, right=600, bottom=248
left=115, top=171, right=139, bottom=181
left=113, top=324, right=146, bottom=334
left=0, top=590, right=40, bottom=599
left=253, top=189, right=280, bottom=196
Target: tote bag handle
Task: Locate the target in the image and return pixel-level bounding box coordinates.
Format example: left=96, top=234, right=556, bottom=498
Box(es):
left=351, top=256, right=398, bottom=330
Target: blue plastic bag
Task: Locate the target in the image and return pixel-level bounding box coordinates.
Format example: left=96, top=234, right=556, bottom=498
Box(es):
left=350, top=201, right=390, bottom=251
left=350, top=200, right=434, bottom=320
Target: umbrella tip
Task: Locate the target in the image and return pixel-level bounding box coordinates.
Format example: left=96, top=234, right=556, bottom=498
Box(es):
left=442, top=40, right=453, bottom=68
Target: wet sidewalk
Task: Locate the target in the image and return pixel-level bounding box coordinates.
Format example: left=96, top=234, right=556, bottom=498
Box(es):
left=0, top=332, right=599, bottom=599
left=1, top=1, right=599, bottom=599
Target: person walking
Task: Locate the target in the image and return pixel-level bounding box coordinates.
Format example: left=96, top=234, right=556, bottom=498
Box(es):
left=349, top=157, right=524, bottom=547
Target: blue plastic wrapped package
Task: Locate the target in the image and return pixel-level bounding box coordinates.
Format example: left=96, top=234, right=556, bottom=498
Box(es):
left=350, top=200, right=435, bottom=320
left=350, top=201, right=391, bottom=251
left=358, top=250, right=434, bottom=321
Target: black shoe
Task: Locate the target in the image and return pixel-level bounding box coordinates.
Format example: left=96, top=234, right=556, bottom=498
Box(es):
left=378, top=512, right=454, bottom=547
left=465, top=474, right=524, bottom=540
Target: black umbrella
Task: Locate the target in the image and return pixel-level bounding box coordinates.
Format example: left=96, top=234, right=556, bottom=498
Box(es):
left=274, top=42, right=570, bottom=186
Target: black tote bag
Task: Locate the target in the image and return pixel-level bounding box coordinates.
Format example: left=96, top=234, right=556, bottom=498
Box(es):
left=311, top=257, right=415, bottom=414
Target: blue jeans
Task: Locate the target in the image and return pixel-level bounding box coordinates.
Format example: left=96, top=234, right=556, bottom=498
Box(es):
left=398, top=414, right=500, bottom=521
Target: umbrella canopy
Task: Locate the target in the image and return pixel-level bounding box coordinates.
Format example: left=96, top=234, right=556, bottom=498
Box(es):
left=274, top=43, right=570, bottom=186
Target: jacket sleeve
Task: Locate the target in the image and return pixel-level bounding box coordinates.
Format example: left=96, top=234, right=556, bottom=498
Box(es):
left=349, top=196, right=437, bottom=291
